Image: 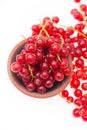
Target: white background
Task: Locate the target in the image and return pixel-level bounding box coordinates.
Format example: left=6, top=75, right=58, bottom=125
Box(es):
left=0, top=0, right=87, bottom=129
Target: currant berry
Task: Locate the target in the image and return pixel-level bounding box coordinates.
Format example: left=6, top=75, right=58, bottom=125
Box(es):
left=45, top=22, right=53, bottom=33
left=50, top=59, right=59, bottom=70
left=44, top=79, right=54, bottom=88
left=11, top=62, right=22, bottom=73
left=27, top=36, right=35, bottom=43
left=47, top=53, right=56, bottom=61
left=78, top=39, right=87, bottom=49
left=79, top=107, right=86, bottom=116
left=74, top=0, right=81, bottom=3
left=36, top=38, right=44, bottom=47
left=19, top=66, right=29, bottom=77
left=74, top=98, right=82, bottom=106
left=26, top=82, right=36, bottom=92
left=25, top=53, right=36, bottom=65
left=46, top=36, right=55, bottom=46
left=74, top=89, right=82, bottom=97
left=59, top=58, right=68, bottom=69
left=75, top=58, right=84, bottom=68
left=60, top=47, right=69, bottom=57
left=70, top=79, right=80, bottom=89
left=22, top=75, right=31, bottom=83
left=54, top=71, right=64, bottom=82
left=63, top=66, right=71, bottom=76
left=25, top=44, right=36, bottom=53
left=43, top=17, right=50, bottom=24
left=71, top=9, right=84, bottom=21
left=37, top=85, right=46, bottom=93
left=80, top=4, right=87, bottom=12
left=76, top=69, right=83, bottom=79
left=82, top=114, right=87, bottom=121
left=36, top=51, right=43, bottom=62
left=16, top=54, right=25, bottom=64
left=40, top=61, right=49, bottom=70
left=82, top=73, right=87, bottom=80
left=73, top=108, right=80, bottom=118
left=74, top=47, right=82, bottom=58
left=58, top=28, right=65, bottom=36
left=80, top=95, right=87, bottom=106
left=82, top=66, right=87, bottom=72
left=34, top=77, right=42, bottom=87
left=81, top=82, right=87, bottom=91
left=82, top=49, right=87, bottom=59
left=61, top=90, right=69, bottom=98
left=67, top=96, right=74, bottom=103
left=75, top=23, right=85, bottom=31
left=40, top=70, right=49, bottom=80
left=50, top=43, right=60, bottom=55
left=31, top=25, right=40, bottom=33
left=52, top=16, right=59, bottom=23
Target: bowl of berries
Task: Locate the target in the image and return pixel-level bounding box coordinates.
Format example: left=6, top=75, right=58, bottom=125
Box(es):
left=7, top=16, right=72, bottom=98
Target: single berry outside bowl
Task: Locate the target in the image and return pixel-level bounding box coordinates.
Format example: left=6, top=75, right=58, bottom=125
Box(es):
left=7, top=39, right=72, bottom=98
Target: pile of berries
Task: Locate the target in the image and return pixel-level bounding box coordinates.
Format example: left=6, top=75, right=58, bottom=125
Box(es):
left=10, top=0, right=87, bottom=122
left=11, top=16, right=72, bottom=94
left=60, top=0, right=87, bottom=122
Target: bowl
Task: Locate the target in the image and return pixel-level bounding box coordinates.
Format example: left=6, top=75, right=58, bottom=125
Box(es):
left=7, top=39, right=72, bottom=98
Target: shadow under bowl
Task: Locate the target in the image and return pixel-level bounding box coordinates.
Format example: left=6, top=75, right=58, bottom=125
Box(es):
left=7, top=40, right=72, bottom=98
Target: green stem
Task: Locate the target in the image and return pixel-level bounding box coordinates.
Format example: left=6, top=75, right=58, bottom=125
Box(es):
left=20, top=35, right=27, bottom=40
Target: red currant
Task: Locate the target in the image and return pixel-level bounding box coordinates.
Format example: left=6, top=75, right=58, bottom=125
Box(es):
left=74, top=89, right=82, bottom=97
left=11, top=62, right=22, bottom=73
left=54, top=71, right=64, bottom=82
left=82, top=114, right=87, bottom=121
left=25, top=53, right=36, bottom=65
left=75, top=58, right=84, bottom=68
left=67, top=96, right=74, bottom=103
left=74, top=0, right=81, bottom=3
left=61, top=90, right=69, bottom=98
left=73, top=108, right=80, bottom=117
left=80, top=4, right=87, bottom=11
left=52, top=16, right=59, bottom=23
left=37, top=85, right=46, bottom=93
left=81, top=82, right=87, bottom=91
left=70, top=79, right=80, bottom=89
left=26, top=82, right=36, bottom=92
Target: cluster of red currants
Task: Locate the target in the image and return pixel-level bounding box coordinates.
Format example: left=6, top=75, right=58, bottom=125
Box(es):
left=61, top=0, right=87, bottom=122
left=11, top=16, right=72, bottom=94
left=61, top=89, right=87, bottom=121
left=10, top=0, right=87, bottom=122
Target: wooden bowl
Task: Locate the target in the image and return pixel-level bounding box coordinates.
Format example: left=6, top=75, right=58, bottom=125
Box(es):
left=7, top=40, right=72, bottom=98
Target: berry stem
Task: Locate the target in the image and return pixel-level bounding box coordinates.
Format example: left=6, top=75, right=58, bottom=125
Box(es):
left=57, top=24, right=87, bottom=38
left=56, top=54, right=61, bottom=61
left=58, top=33, right=64, bottom=48
left=20, top=35, right=27, bottom=40
left=28, top=64, right=35, bottom=80
left=38, top=19, right=50, bottom=39
left=68, top=26, right=87, bottom=38
left=59, top=93, right=80, bottom=108
left=84, top=20, right=87, bottom=27
left=40, top=23, right=49, bottom=37
left=49, top=66, right=53, bottom=73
